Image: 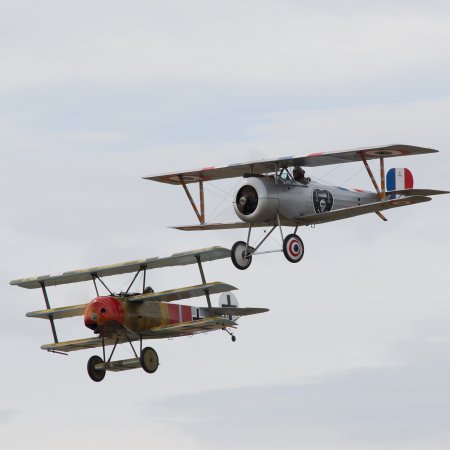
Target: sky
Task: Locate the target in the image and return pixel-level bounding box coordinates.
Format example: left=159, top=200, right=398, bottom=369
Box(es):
left=1, top=1, right=450, bottom=449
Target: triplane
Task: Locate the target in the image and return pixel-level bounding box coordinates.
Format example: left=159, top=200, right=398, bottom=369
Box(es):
left=144, top=144, right=448, bottom=269
left=10, top=247, right=268, bottom=382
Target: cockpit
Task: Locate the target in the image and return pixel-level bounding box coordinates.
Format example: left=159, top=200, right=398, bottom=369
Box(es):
left=276, top=167, right=310, bottom=185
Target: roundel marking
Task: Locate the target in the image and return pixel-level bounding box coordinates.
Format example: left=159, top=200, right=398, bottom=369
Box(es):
left=391, top=199, right=413, bottom=206
left=364, top=149, right=408, bottom=158
left=288, top=239, right=301, bottom=257
left=168, top=175, right=203, bottom=183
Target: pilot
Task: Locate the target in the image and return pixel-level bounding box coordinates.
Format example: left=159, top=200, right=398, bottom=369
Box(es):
left=293, top=166, right=310, bottom=185
left=144, top=286, right=154, bottom=294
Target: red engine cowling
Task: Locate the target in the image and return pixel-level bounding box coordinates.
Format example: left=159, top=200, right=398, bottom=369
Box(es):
left=84, top=296, right=125, bottom=336
left=233, top=177, right=279, bottom=223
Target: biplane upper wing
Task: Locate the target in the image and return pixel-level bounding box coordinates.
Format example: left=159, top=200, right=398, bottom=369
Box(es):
left=143, top=144, right=437, bottom=185
left=10, top=246, right=230, bottom=289
left=127, top=282, right=237, bottom=302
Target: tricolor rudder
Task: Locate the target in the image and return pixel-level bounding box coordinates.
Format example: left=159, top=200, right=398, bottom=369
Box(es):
left=387, top=168, right=414, bottom=192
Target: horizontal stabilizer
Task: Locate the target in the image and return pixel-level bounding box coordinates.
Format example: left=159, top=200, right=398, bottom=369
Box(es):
left=10, top=246, right=230, bottom=289
left=127, top=282, right=237, bottom=303
left=387, top=188, right=449, bottom=197
left=27, top=303, right=88, bottom=320
left=207, top=307, right=269, bottom=317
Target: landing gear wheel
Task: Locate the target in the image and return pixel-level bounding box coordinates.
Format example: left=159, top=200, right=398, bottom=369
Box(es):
left=231, top=335, right=236, bottom=342
left=87, top=355, right=106, bottom=382
left=282, top=234, right=304, bottom=263
left=231, top=241, right=253, bottom=270
left=140, top=347, right=159, bottom=374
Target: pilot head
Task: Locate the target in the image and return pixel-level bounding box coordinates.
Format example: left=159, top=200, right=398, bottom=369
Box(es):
left=293, top=166, right=305, bottom=181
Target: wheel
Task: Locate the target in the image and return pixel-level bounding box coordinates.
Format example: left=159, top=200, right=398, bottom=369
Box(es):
left=282, top=234, right=304, bottom=263
left=231, top=241, right=253, bottom=270
left=231, top=335, right=236, bottom=342
left=140, top=347, right=159, bottom=374
left=87, top=355, right=106, bottom=382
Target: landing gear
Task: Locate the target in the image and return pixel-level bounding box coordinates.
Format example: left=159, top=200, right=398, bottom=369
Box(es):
left=224, top=328, right=237, bottom=342
left=231, top=220, right=305, bottom=268
left=140, top=347, right=159, bottom=373
left=282, top=234, right=304, bottom=263
left=231, top=241, right=254, bottom=270
left=87, top=355, right=106, bottom=382
left=86, top=337, right=160, bottom=381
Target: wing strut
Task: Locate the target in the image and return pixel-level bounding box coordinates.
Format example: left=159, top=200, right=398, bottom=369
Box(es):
left=359, top=152, right=388, bottom=221
left=179, top=176, right=205, bottom=224
left=40, top=282, right=59, bottom=344
left=196, top=256, right=212, bottom=309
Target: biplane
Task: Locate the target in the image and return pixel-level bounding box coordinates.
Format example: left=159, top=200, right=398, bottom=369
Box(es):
left=10, top=247, right=268, bottom=382
left=144, top=144, right=448, bottom=269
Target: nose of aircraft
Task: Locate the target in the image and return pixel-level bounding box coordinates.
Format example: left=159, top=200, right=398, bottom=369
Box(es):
left=84, top=296, right=125, bottom=333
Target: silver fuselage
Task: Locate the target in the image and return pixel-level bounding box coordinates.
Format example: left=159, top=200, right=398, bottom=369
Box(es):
left=233, top=176, right=379, bottom=224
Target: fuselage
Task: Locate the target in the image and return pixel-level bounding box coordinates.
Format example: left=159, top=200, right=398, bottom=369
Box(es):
left=84, top=296, right=213, bottom=338
left=233, top=175, right=379, bottom=225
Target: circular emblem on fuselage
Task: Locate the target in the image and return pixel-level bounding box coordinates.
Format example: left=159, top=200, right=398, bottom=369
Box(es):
left=313, top=189, right=334, bottom=213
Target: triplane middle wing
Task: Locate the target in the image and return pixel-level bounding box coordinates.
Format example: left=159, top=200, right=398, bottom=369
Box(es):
left=11, top=247, right=268, bottom=382
left=143, top=144, right=448, bottom=270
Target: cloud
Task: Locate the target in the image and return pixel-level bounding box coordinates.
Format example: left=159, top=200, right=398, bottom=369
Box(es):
left=0, top=410, right=17, bottom=427
left=141, top=319, right=450, bottom=449
left=2, top=1, right=450, bottom=90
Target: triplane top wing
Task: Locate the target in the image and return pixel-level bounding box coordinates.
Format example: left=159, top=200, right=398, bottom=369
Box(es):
left=143, top=144, right=437, bottom=185
left=10, top=246, right=230, bottom=289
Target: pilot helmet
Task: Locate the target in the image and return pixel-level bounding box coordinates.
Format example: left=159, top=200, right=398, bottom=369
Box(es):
left=293, top=166, right=305, bottom=179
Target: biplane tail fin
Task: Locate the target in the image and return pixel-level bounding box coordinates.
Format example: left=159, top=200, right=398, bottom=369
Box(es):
left=386, top=168, right=414, bottom=196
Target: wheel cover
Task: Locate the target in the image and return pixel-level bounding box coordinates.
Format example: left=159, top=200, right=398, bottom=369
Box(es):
left=87, top=355, right=106, bottom=382
left=141, top=348, right=159, bottom=373
left=284, top=235, right=304, bottom=262
left=231, top=241, right=253, bottom=270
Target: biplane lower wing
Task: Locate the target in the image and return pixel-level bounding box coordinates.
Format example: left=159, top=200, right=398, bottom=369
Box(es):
left=172, top=222, right=266, bottom=231
left=172, top=195, right=432, bottom=230
left=297, top=195, right=431, bottom=226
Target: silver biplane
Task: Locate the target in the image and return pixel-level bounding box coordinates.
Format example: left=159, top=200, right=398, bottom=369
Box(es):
left=10, top=247, right=268, bottom=381
left=144, top=144, right=448, bottom=269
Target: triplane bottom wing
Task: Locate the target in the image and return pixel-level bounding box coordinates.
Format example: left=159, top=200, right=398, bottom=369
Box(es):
left=41, top=317, right=240, bottom=353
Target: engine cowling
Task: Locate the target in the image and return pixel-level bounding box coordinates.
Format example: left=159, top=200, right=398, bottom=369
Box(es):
left=233, top=177, right=279, bottom=223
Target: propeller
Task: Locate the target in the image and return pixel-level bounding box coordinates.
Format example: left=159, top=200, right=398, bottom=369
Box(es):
left=236, top=185, right=258, bottom=215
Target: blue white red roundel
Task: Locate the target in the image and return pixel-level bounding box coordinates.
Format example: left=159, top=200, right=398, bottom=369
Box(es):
left=286, top=236, right=303, bottom=260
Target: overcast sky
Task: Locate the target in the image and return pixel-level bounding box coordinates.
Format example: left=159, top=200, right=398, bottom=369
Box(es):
left=1, top=1, right=450, bottom=449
